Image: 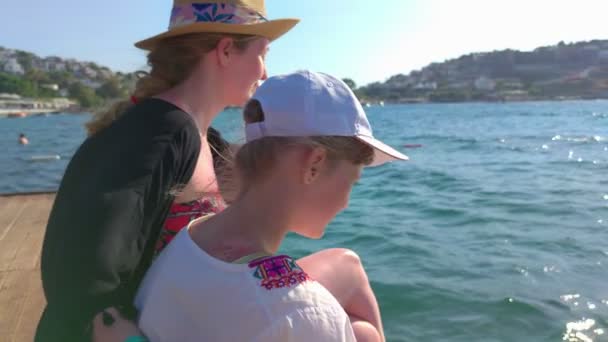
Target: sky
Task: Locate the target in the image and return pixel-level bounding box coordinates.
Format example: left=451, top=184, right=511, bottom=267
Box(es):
left=1, top=0, right=608, bottom=86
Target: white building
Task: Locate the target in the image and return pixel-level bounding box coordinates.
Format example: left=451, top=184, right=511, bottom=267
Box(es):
left=413, top=82, right=438, bottom=90
left=474, top=76, right=496, bottom=91
left=83, top=66, right=98, bottom=79
left=98, top=68, right=113, bottom=79
left=3, top=58, right=24, bottom=75
left=0, top=49, right=13, bottom=60
left=42, top=84, right=60, bottom=91
left=82, top=79, right=102, bottom=89
left=0, top=93, right=21, bottom=100
left=448, top=81, right=470, bottom=89
left=43, top=59, right=66, bottom=72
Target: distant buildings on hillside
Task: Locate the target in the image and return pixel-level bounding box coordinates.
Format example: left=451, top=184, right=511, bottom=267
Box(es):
left=0, top=93, right=77, bottom=114
left=0, top=47, right=116, bottom=90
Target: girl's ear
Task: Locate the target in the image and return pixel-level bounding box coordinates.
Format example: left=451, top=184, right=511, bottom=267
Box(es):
left=302, top=147, right=327, bottom=184
left=216, top=37, right=235, bottom=67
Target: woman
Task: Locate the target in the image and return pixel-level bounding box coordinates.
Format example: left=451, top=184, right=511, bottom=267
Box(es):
left=35, top=1, right=298, bottom=341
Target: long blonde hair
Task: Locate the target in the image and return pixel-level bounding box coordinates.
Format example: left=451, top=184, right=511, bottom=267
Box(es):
left=85, top=33, right=256, bottom=135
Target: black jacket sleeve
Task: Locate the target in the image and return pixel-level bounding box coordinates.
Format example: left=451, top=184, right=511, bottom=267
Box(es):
left=36, top=101, right=201, bottom=341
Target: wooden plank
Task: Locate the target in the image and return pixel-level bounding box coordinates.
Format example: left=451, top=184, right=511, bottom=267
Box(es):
left=0, top=194, right=54, bottom=341
left=0, top=228, right=28, bottom=273
left=0, top=196, right=27, bottom=241
left=17, top=195, right=53, bottom=271
left=0, top=199, right=31, bottom=273
left=0, top=196, right=9, bottom=209
left=11, top=233, right=44, bottom=272
left=13, top=270, right=45, bottom=342
left=0, top=270, right=30, bottom=339
left=0, top=270, right=7, bottom=292
left=14, top=195, right=52, bottom=236
left=1, top=196, right=52, bottom=272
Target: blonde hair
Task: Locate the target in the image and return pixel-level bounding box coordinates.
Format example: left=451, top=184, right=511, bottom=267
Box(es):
left=85, top=33, right=257, bottom=135
left=233, top=99, right=374, bottom=187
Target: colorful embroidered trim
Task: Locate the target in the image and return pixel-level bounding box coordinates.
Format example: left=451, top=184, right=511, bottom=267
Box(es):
left=249, top=255, right=310, bottom=290
left=170, top=3, right=268, bottom=29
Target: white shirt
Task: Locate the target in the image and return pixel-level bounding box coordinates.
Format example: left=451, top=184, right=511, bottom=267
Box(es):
left=134, top=227, right=356, bottom=342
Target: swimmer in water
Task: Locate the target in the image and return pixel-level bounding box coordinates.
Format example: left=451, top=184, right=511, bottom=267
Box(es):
left=19, top=133, right=29, bottom=145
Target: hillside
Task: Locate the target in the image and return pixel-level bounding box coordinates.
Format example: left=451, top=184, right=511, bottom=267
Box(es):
left=3, top=40, right=608, bottom=107
left=0, top=47, right=136, bottom=108
left=358, top=40, right=608, bottom=103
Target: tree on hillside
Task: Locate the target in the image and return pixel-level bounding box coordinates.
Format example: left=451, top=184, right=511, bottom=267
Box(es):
left=0, top=72, right=37, bottom=97
left=48, top=71, right=76, bottom=89
left=96, top=77, right=128, bottom=99
left=25, top=68, right=45, bottom=80
left=69, top=82, right=102, bottom=108
left=24, top=69, right=62, bottom=98
left=342, top=78, right=357, bottom=90
left=16, top=51, right=35, bottom=72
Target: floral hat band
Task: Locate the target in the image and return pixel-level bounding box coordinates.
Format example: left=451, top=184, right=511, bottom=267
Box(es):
left=134, top=0, right=299, bottom=50
left=170, top=3, right=268, bottom=29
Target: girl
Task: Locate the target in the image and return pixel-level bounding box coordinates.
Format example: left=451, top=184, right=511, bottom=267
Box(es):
left=36, top=2, right=298, bottom=341
left=135, top=71, right=409, bottom=341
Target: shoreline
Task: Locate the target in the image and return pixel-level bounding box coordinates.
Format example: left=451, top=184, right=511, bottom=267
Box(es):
left=0, top=190, right=57, bottom=197
left=1, top=97, right=606, bottom=119
left=0, top=109, right=88, bottom=118
left=362, top=96, right=608, bottom=106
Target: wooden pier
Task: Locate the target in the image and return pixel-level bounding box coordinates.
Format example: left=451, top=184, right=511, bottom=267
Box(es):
left=0, top=193, right=54, bottom=342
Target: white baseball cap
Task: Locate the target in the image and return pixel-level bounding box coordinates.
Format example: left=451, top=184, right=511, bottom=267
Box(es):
left=245, top=70, right=409, bottom=166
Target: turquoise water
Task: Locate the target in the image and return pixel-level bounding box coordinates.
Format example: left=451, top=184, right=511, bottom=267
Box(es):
left=2, top=101, right=608, bottom=341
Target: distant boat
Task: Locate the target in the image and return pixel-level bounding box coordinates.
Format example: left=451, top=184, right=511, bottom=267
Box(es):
left=7, top=111, right=27, bottom=118
left=29, top=155, right=61, bottom=162
left=379, top=101, right=385, bottom=107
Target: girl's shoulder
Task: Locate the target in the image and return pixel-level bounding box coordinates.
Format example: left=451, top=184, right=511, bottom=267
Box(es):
left=247, top=255, right=311, bottom=291
left=246, top=254, right=343, bottom=309
left=246, top=255, right=354, bottom=340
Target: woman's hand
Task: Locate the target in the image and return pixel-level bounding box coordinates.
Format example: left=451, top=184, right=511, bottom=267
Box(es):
left=92, top=307, right=144, bottom=342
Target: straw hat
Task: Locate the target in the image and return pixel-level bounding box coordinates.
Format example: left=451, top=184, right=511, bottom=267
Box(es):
left=135, top=0, right=299, bottom=50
